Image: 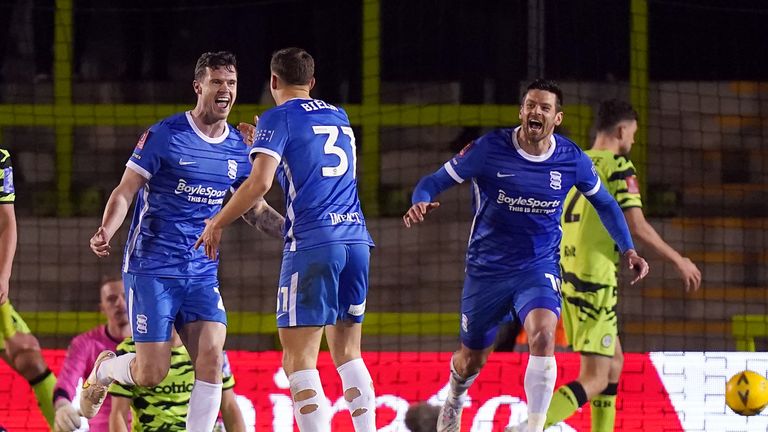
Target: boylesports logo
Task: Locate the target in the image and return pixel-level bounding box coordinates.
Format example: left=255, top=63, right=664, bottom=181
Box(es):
left=496, top=189, right=560, bottom=215
left=175, top=179, right=227, bottom=205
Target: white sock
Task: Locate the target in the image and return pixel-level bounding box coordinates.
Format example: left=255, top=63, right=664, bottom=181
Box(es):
left=289, top=369, right=331, bottom=432
left=524, top=355, right=557, bottom=432
left=337, top=358, right=376, bottom=432
left=448, top=355, right=478, bottom=402
left=186, top=379, right=223, bottom=432
left=97, top=353, right=136, bottom=386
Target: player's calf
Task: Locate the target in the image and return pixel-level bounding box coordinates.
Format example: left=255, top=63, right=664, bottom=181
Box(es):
left=338, top=358, right=376, bottom=431
left=289, top=369, right=331, bottom=432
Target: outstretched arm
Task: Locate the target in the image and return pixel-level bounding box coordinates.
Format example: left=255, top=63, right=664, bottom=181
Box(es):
left=241, top=199, right=285, bottom=239
left=584, top=185, right=649, bottom=284
left=403, top=166, right=457, bottom=227
left=196, top=153, right=279, bottom=259
left=624, top=207, right=701, bottom=291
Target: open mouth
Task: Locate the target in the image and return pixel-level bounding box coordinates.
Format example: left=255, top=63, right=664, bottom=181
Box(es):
left=528, top=119, right=543, bottom=133
left=215, top=95, right=230, bottom=109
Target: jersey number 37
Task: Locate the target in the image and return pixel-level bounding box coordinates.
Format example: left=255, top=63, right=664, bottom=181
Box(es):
left=313, top=125, right=357, bottom=178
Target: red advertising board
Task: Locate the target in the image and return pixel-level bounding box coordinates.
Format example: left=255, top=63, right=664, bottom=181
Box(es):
left=0, top=351, right=682, bottom=431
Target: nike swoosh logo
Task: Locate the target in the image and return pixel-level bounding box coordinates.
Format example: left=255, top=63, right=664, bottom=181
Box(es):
left=496, top=172, right=515, bottom=178
left=179, top=159, right=196, bottom=166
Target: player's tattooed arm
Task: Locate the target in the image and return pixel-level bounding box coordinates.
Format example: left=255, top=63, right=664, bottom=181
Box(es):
left=241, top=199, right=284, bottom=239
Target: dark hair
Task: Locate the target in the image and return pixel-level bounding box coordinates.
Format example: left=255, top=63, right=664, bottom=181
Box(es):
left=194, top=51, right=237, bottom=81
left=596, top=99, right=638, bottom=132
left=270, top=47, right=315, bottom=86
left=522, top=79, right=563, bottom=110
left=100, top=274, right=122, bottom=286
left=404, top=403, right=440, bottom=432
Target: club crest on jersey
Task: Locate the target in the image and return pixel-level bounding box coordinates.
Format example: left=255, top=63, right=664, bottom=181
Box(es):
left=549, top=171, right=562, bottom=190
left=135, top=129, right=150, bottom=150
left=227, top=160, right=237, bottom=179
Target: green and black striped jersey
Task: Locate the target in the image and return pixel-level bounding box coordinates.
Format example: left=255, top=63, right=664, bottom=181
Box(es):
left=108, top=339, right=235, bottom=432
left=561, top=149, right=643, bottom=287
left=0, top=149, right=15, bottom=204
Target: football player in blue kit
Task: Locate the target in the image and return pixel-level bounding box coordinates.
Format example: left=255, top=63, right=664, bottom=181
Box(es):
left=403, top=80, right=650, bottom=432
left=83, top=51, right=284, bottom=432
left=196, top=48, right=376, bottom=432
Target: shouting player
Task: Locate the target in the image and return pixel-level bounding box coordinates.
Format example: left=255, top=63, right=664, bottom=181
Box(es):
left=196, top=47, right=376, bottom=432
left=403, top=80, right=649, bottom=432
left=541, top=99, right=701, bottom=431
left=84, top=51, right=283, bottom=432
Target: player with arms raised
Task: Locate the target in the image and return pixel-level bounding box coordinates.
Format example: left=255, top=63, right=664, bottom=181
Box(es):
left=403, top=80, right=649, bottom=432
left=83, top=51, right=283, bottom=432
left=196, top=47, right=377, bottom=432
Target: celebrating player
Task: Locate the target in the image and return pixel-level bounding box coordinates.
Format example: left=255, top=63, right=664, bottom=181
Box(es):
left=539, top=99, right=701, bottom=431
left=108, top=331, right=245, bottom=431
left=83, top=51, right=283, bottom=432
left=53, top=276, right=131, bottom=432
left=403, top=80, right=649, bottom=432
left=0, top=148, right=57, bottom=428
left=196, top=47, right=377, bottom=432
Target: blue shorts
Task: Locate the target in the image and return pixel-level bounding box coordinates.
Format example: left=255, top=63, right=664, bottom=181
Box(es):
left=123, top=273, right=227, bottom=343
left=460, top=265, right=562, bottom=350
left=276, top=244, right=370, bottom=327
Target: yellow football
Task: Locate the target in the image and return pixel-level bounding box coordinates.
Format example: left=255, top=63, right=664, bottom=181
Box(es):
left=726, top=370, right=768, bottom=416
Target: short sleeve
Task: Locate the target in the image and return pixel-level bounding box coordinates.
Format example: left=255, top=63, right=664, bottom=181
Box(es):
left=0, top=149, right=15, bottom=204
left=610, top=157, right=643, bottom=209
left=443, top=137, right=489, bottom=184
left=221, top=351, right=235, bottom=390
left=575, top=151, right=601, bottom=196
left=126, top=124, right=169, bottom=180
left=250, top=108, right=289, bottom=163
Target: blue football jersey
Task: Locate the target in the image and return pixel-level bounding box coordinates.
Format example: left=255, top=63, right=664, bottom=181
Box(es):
left=250, top=98, right=374, bottom=251
left=123, top=112, right=251, bottom=277
left=447, top=127, right=600, bottom=278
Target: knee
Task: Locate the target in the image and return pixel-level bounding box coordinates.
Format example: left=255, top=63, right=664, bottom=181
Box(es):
left=133, top=363, right=169, bottom=387
left=195, top=346, right=223, bottom=376
left=527, top=328, right=555, bottom=355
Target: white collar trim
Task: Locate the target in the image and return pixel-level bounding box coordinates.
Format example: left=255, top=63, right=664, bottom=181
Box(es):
left=512, top=126, right=556, bottom=162
left=185, top=111, right=229, bottom=144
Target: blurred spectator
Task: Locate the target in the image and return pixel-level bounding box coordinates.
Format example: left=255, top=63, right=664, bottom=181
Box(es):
left=405, top=402, right=441, bottom=432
